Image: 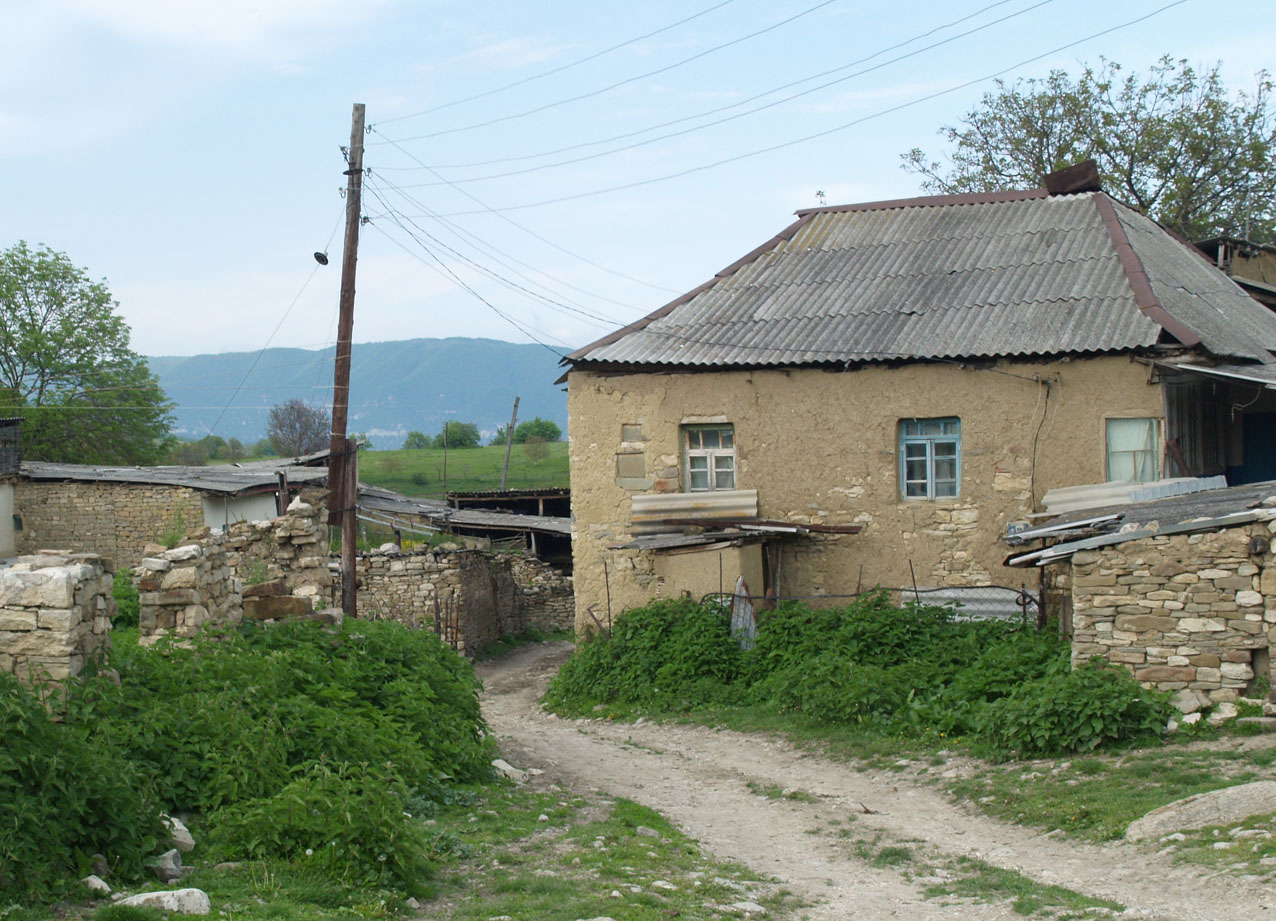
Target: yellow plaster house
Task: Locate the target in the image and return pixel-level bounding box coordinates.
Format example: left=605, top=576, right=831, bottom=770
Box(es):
left=562, top=180, right=1276, bottom=632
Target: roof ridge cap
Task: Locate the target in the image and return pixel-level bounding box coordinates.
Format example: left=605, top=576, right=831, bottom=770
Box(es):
left=795, top=187, right=1051, bottom=216
left=1093, top=194, right=1201, bottom=349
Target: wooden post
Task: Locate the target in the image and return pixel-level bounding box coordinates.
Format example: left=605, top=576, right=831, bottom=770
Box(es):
left=328, top=102, right=365, bottom=617
left=499, top=395, right=520, bottom=491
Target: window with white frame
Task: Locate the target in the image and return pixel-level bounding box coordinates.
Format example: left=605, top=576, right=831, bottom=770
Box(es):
left=1106, top=417, right=1161, bottom=482
left=900, top=417, right=960, bottom=499
left=684, top=424, right=735, bottom=491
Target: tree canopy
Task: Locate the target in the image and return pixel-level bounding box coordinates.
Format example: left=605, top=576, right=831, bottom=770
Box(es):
left=433, top=420, right=480, bottom=449
left=267, top=399, right=329, bottom=457
left=0, top=242, right=172, bottom=464
left=402, top=430, right=430, bottom=450
left=902, top=57, right=1276, bottom=243
left=513, top=417, right=562, bottom=444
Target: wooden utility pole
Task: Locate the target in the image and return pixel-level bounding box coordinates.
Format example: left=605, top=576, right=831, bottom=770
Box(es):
left=328, top=102, right=365, bottom=618
left=499, top=395, right=520, bottom=490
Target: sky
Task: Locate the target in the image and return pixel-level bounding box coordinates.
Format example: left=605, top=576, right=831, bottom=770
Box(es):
left=3, top=0, right=1273, bottom=368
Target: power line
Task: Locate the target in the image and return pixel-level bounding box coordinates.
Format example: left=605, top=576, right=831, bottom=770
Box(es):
left=391, top=0, right=1058, bottom=190
left=378, top=0, right=1027, bottom=171
left=365, top=178, right=620, bottom=328
left=365, top=218, right=571, bottom=358
left=370, top=129, right=680, bottom=294
left=375, top=0, right=840, bottom=143
left=423, top=0, right=1190, bottom=217
left=366, top=173, right=648, bottom=314
left=373, top=0, right=740, bottom=125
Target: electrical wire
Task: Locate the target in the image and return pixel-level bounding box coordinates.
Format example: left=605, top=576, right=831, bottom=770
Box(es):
left=377, top=0, right=840, bottom=143
left=365, top=179, right=621, bottom=328
left=365, top=219, right=571, bottom=358
left=366, top=173, right=647, bottom=314
left=369, top=132, right=680, bottom=294
left=373, top=0, right=740, bottom=125
left=380, top=0, right=1037, bottom=173
left=423, top=0, right=1189, bottom=217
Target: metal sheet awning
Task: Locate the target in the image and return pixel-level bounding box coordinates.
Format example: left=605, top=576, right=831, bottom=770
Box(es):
left=1157, top=361, right=1276, bottom=389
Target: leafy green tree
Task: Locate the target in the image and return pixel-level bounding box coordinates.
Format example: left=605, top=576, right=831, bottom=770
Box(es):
left=433, top=420, right=480, bottom=449
left=902, top=57, right=1276, bottom=243
left=513, top=416, right=562, bottom=444
left=266, top=399, right=328, bottom=457
left=490, top=425, right=509, bottom=447
left=402, top=430, right=430, bottom=450
left=227, top=437, right=244, bottom=461
left=0, top=241, right=173, bottom=463
left=522, top=434, right=550, bottom=464
left=251, top=437, right=273, bottom=457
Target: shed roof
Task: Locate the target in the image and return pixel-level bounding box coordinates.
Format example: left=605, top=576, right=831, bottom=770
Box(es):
left=19, top=461, right=328, bottom=497
left=568, top=190, right=1276, bottom=370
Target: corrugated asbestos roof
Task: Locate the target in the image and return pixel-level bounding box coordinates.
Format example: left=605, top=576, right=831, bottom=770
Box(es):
left=569, top=190, right=1276, bottom=368
left=19, top=461, right=328, bottom=496
left=358, top=485, right=572, bottom=535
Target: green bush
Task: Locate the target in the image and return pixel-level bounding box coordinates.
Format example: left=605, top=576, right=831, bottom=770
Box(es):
left=1, top=618, right=495, bottom=903
left=0, top=672, right=163, bottom=904
left=545, top=595, right=1166, bottom=757
left=976, top=657, right=1171, bottom=758
left=545, top=599, right=741, bottom=712
left=209, top=761, right=433, bottom=888
left=111, top=568, right=139, bottom=628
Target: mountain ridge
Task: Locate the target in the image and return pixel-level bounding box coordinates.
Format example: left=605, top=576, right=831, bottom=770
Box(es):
left=147, top=336, right=571, bottom=449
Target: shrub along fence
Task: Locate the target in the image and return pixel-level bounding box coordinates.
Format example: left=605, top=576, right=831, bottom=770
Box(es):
left=702, top=584, right=1044, bottom=627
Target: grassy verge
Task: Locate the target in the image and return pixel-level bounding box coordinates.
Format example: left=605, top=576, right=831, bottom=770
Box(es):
left=942, top=744, right=1276, bottom=841
left=75, top=787, right=789, bottom=921
left=358, top=443, right=568, bottom=498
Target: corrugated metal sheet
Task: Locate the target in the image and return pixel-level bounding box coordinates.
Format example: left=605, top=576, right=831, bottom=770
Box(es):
left=631, top=489, right=759, bottom=534
left=572, top=192, right=1276, bottom=368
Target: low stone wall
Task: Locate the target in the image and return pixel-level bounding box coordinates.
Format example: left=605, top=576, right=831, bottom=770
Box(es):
left=137, top=540, right=240, bottom=645
left=1071, top=523, right=1275, bottom=703
left=223, top=492, right=331, bottom=607
left=14, top=481, right=204, bottom=570
left=354, top=547, right=573, bottom=655
left=137, top=496, right=332, bottom=643
left=0, top=551, right=116, bottom=684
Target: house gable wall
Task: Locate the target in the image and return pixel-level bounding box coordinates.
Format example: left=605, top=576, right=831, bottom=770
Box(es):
left=568, top=355, right=1162, bottom=629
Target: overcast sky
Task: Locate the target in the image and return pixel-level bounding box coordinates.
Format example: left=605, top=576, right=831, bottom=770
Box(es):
left=4, top=0, right=1272, bottom=363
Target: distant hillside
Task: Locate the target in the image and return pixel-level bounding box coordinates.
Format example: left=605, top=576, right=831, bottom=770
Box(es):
left=147, top=337, right=570, bottom=450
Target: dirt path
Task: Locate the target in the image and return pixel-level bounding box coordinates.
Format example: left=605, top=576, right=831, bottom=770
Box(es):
left=477, top=642, right=1275, bottom=921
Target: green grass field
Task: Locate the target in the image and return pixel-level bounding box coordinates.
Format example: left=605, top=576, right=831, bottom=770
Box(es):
left=356, top=442, right=568, bottom=498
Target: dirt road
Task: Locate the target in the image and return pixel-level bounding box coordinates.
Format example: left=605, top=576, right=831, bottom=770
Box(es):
left=477, top=642, right=1273, bottom=921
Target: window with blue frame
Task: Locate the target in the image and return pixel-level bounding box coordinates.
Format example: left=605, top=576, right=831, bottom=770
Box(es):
left=900, top=417, right=960, bottom=499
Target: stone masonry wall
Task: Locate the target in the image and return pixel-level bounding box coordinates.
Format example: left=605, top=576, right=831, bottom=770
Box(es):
left=0, top=551, right=116, bottom=684
left=222, top=492, right=331, bottom=612
left=14, top=481, right=205, bottom=569
left=137, top=496, right=332, bottom=643
left=354, top=547, right=573, bottom=655
left=137, top=539, right=240, bottom=645
left=1071, top=522, right=1275, bottom=702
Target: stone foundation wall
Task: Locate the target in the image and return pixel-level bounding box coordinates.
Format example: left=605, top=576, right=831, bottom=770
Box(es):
left=0, top=551, right=116, bottom=684
left=1071, top=523, right=1275, bottom=702
left=354, top=547, right=573, bottom=655
left=14, top=481, right=204, bottom=569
